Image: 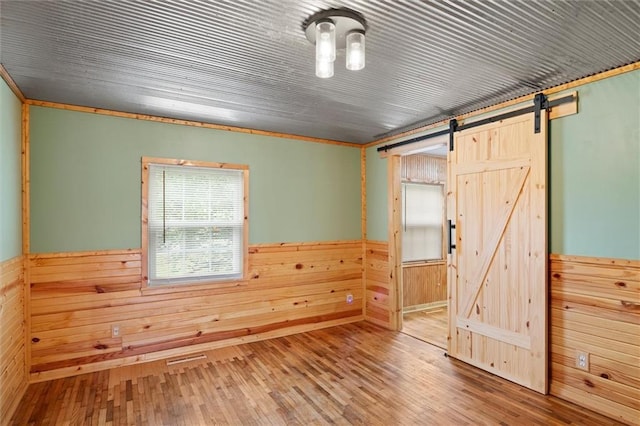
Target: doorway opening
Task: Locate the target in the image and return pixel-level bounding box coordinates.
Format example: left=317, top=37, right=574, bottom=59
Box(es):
left=398, top=151, right=448, bottom=349
left=385, top=100, right=551, bottom=392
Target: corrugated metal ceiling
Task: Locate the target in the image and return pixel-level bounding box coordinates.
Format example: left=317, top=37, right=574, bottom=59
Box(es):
left=1, top=1, right=639, bottom=144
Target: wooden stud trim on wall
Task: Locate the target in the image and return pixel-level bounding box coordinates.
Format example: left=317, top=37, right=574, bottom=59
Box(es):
left=21, top=103, right=31, bottom=378
left=0, top=64, right=26, bottom=102
left=30, top=248, right=141, bottom=259
left=250, top=240, right=362, bottom=249
left=387, top=155, right=402, bottom=330
left=549, top=253, right=640, bottom=267
left=360, top=147, right=367, bottom=318
left=366, top=59, right=640, bottom=149
left=365, top=239, right=388, bottom=246
left=24, top=99, right=362, bottom=148
left=141, top=159, right=150, bottom=288
left=9, top=60, right=640, bottom=153
left=28, top=243, right=366, bottom=259
left=242, top=167, right=250, bottom=283
left=21, top=104, right=30, bottom=255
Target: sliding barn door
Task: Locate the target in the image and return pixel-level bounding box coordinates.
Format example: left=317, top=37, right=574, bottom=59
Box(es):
left=447, top=111, right=548, bottom=393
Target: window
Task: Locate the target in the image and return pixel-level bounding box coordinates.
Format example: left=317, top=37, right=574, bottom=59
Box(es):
left=402, top=183, right=444, bottom=262
left=142, top=157, right=248, bottom=286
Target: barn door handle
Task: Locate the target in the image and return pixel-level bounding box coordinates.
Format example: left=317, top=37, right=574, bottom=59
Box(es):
left=447, top=220, right=456, bottom=254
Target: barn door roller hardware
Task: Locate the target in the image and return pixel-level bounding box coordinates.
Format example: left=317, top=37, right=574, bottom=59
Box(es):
left=378, top=93, right=574, bottom=153
left=533, top=93, right=547, bottom=134
left=449, top=119, right=458, bottom=152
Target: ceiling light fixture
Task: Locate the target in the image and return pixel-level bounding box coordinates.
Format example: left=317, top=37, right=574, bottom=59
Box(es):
left=303, top=9, right=367, bottom=78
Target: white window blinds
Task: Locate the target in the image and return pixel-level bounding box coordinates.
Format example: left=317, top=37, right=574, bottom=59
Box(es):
left=402, top=183, right=444, bottom=262
left=147, top=164, right=244, bottom=285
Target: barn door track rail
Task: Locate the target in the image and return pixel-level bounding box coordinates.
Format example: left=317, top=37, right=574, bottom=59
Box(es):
left=377, top=93, right=575, bottom=153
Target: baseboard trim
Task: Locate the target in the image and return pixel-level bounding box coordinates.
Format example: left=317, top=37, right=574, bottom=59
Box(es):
left=403, top=301, right=447, bottom=313
left=29, top=315, right=363, bottom=383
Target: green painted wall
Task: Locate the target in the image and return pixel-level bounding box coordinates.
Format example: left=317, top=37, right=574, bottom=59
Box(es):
left=30, top=107, right=361, bottom=253
left=365, top=145, right=387, bottom=241
left=0, top=79, right=22, bottom=261
left=550, top=70, right=640, bottom=259
left=365, top=70, right=640, bottom=260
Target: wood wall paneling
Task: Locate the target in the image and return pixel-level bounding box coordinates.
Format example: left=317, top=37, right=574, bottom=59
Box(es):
left=401, top=155, right=446, bottom=183
left=364, top=241, right=391, bottom=328
left=28, top=241, right=363, bottom=382
left=549, top=254, right=640, bottom=425
left=0, top=256, right=27, bottom=423
left=402, top=262, right=447, bottom=309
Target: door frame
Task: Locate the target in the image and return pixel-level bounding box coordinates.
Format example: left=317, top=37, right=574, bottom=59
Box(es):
left=384, top=93, right=576, bottom=332
left=387, top=154, right=402, bottom=330
left=386, top=138, right=449, bottom=331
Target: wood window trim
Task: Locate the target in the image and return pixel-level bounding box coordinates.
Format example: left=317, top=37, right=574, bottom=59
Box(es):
left=141, top=156, right=249, bottom=295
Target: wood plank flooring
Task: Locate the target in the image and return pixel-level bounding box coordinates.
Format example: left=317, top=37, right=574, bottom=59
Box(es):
left=402, top=307, right=448, bottom=349
left=10, top=321, right=623, bottom=425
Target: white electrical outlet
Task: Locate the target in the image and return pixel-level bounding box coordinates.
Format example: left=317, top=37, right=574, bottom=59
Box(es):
left=112, top=325, right=120, bottom=338
left=346, top=294, right=354, bottom=304
left=576, top=350, right=589, bottom=370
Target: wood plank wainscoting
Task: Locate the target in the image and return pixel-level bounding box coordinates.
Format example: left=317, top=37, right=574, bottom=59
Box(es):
left=402, top=261, right=446, bottom=309
left=363, top=241, right=390, bottom=328
left=0, top=255, right=27, bottom=421
left=28, top=241, right=363, bottom=382
left=549, top=254, right=640, bottom=425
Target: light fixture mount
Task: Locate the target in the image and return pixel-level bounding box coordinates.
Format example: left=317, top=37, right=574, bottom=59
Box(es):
left=303, top=8, right=367, bottom=50
left=303, top=8, right=367, bottom=77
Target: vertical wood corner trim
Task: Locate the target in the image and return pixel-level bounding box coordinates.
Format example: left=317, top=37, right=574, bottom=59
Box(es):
left=360, top=147, right=367, bottom=318
left=387, top=156, right=402, bottom=330
left=21, top=103, right=31, bottom=379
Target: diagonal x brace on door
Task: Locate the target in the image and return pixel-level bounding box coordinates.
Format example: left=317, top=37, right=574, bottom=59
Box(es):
left=460, top=166, right=531, bottom=318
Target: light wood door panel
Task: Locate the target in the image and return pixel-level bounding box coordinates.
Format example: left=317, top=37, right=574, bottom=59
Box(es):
left=448, top=111, right=548, bottom=393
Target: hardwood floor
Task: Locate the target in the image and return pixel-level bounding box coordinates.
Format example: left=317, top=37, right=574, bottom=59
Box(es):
left=402, top=307, right=448, bottom=349
left=10, top=321, right=622, bottom=426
